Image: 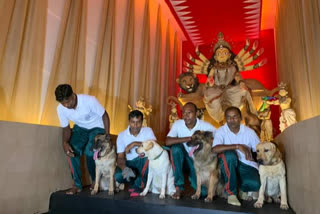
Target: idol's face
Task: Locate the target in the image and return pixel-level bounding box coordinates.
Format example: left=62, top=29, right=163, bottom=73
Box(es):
left=214, top=47, right=231, bottom=63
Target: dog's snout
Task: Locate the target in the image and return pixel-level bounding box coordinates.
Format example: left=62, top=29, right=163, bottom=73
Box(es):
left=257, top=159, right=263, bottom=165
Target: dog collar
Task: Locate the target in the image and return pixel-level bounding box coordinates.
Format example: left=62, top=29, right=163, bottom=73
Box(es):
left=153, top=150, right=164, bottom=160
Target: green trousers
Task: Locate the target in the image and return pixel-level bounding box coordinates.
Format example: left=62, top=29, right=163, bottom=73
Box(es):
left=114, top=157, right=149, bottom=191
left=170, top=144, right=207, bottom=196
left=67, top=125, right=105, bottom=189
left=218, top=150, right=260, bottom=196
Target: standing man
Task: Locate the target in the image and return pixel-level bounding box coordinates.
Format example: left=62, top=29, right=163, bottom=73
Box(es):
left=115, top=110, right=156, bottom=196
left=55, top=84, right=110, bottom=195
left=166, top=102, right=216, bottom=199
left=212, top=106, right=260, bottom=206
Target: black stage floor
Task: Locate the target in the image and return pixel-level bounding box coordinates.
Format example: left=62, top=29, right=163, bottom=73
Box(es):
left=49, top=187, right=295, bottom=214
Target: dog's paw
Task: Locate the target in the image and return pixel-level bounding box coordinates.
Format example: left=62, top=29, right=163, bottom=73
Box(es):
left=159, top=194, right=165, bottom=199
left=191, top=193, right=200, bottom=200
left=280, top=203, right=289, bottom=210
left=91, top=189, right=98, bottom=195
left=140, top=191, right=147, bottom=197
left=108, top=190, right=114, bottom=196
left=254, top=201, right=263, bottom=208
left=204, top=197, right=212, bottom=203
left=115, top=183, right=125, bottom=192
left=119, top=183, right=125, bottom=190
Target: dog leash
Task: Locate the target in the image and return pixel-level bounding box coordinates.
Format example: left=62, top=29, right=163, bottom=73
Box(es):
left=153, top=150, right=164, bottom=160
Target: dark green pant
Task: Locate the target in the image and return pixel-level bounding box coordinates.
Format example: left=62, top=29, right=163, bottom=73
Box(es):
left=218, top=151, right=260, bottom=196
left=170, top=144, right=207, bottom=196
left=68, top=125, right=105, bottom=189
left=114, top=157, right=149, bottom=190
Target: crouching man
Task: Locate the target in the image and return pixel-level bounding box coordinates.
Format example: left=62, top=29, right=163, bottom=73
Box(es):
left=115, top=110, right=156, bottom=196
left=212, top=106, right=260, bottom=206
left=166, top=102, right=216, bottom=199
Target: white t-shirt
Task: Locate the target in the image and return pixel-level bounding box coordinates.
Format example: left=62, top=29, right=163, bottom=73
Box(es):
left=57, top=94, right=105, bottom=129
left=213, top=124, right=260, bottom=169
left=117, top=126, right=156, bottom=161
left=167, top=119, right=216, bottom=155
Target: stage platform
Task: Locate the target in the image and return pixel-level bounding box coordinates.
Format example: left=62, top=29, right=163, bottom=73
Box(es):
left=48, top=187, right=295, bottom=214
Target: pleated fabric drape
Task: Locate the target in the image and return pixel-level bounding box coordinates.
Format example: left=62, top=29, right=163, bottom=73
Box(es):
left=0, top=0, right=47, bottom=123
left=275, top=0, right=320, bottom=121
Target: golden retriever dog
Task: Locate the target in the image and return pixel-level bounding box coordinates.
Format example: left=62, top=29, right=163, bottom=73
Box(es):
left=136, top=140, right=176, bottom=199
left=187, top=130, right=221, bottom=202
left=91, top=134, right=124, bottom=195
left=254, top=141, right=289, bottom=210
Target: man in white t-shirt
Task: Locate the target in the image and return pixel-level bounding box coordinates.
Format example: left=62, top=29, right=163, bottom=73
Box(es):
left=166, top=102, right=216, bottom=199
left=212, top=106, right=260, bottom=206
left=115, top=110, right=156, bottom=196
left=55, top=84, right=110, bottom=195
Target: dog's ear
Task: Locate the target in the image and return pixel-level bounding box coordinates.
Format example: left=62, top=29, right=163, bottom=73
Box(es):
left=273, top=147, right=282, bottom=160
left=144, top=141, right=154, bottom=151
left=194, top=130, right=202, bottom=135
left=204, top=131, right=213, bottom=140
left=270, top=143, right=282, bottom=164
left=105, top=134, right=111, bottom=141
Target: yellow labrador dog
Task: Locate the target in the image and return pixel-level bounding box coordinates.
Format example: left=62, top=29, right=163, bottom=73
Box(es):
left=254, top=141, right=289, bottom=210
left=91, top=134, right=124, bottom=195
left=187, top=130, right=221, bottom=202
left=136, top=140, right=176, bottom=199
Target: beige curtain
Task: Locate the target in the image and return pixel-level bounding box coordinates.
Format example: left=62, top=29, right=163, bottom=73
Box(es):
left=40, top=0, right=87, bottom=126
left=0, top=0, right=47, bottom=123
left=275, top=0, right=320, bottom=121
left=137, top=0, right=151, bottom=97
left=89, top=0, right=116, bottom=124
left=110, top=0, right=135, bottom=134
left=89, top=0, right=182, bottom=140
left=148, top=5, right=163, bottom=140
left=0, top=0, right=183, bottom=140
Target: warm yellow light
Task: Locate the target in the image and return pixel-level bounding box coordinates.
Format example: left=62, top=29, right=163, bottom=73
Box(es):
left=261, top=0, right=278, bottom=30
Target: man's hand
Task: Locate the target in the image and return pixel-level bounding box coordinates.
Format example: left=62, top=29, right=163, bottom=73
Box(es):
left=237, top=144, right=253, bottom=161
left=105, top=133, right=111, bottom=140
left=122, top=167, right=136, bottom=182
left=63, top=142, right=74, bottom=157
left=124, top=146, right=131, bottom=154
left=125, top=141, right=141, bottom=154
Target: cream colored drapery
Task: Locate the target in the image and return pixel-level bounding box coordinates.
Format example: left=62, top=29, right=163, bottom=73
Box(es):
left=40, top=0, right=87, bottom=125
left=275, top=0, right=320, bottom=121
left=89, top=0, right=182, bottom=140
left=89, top=0, right=116, bottom=128
left=111, top=0, right=135, bottom=134
left=0, top=0, right=183, bottom=140
left=0, top=0, right=47, bottom=123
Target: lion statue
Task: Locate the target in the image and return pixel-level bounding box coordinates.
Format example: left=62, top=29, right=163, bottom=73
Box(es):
left=176, top=72, right=205, bottom=109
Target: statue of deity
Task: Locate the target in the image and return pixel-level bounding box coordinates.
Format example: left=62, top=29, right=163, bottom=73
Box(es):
left=267, top=82, right=297, bottom=132
left=183, top=32, right=266, bottom=123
